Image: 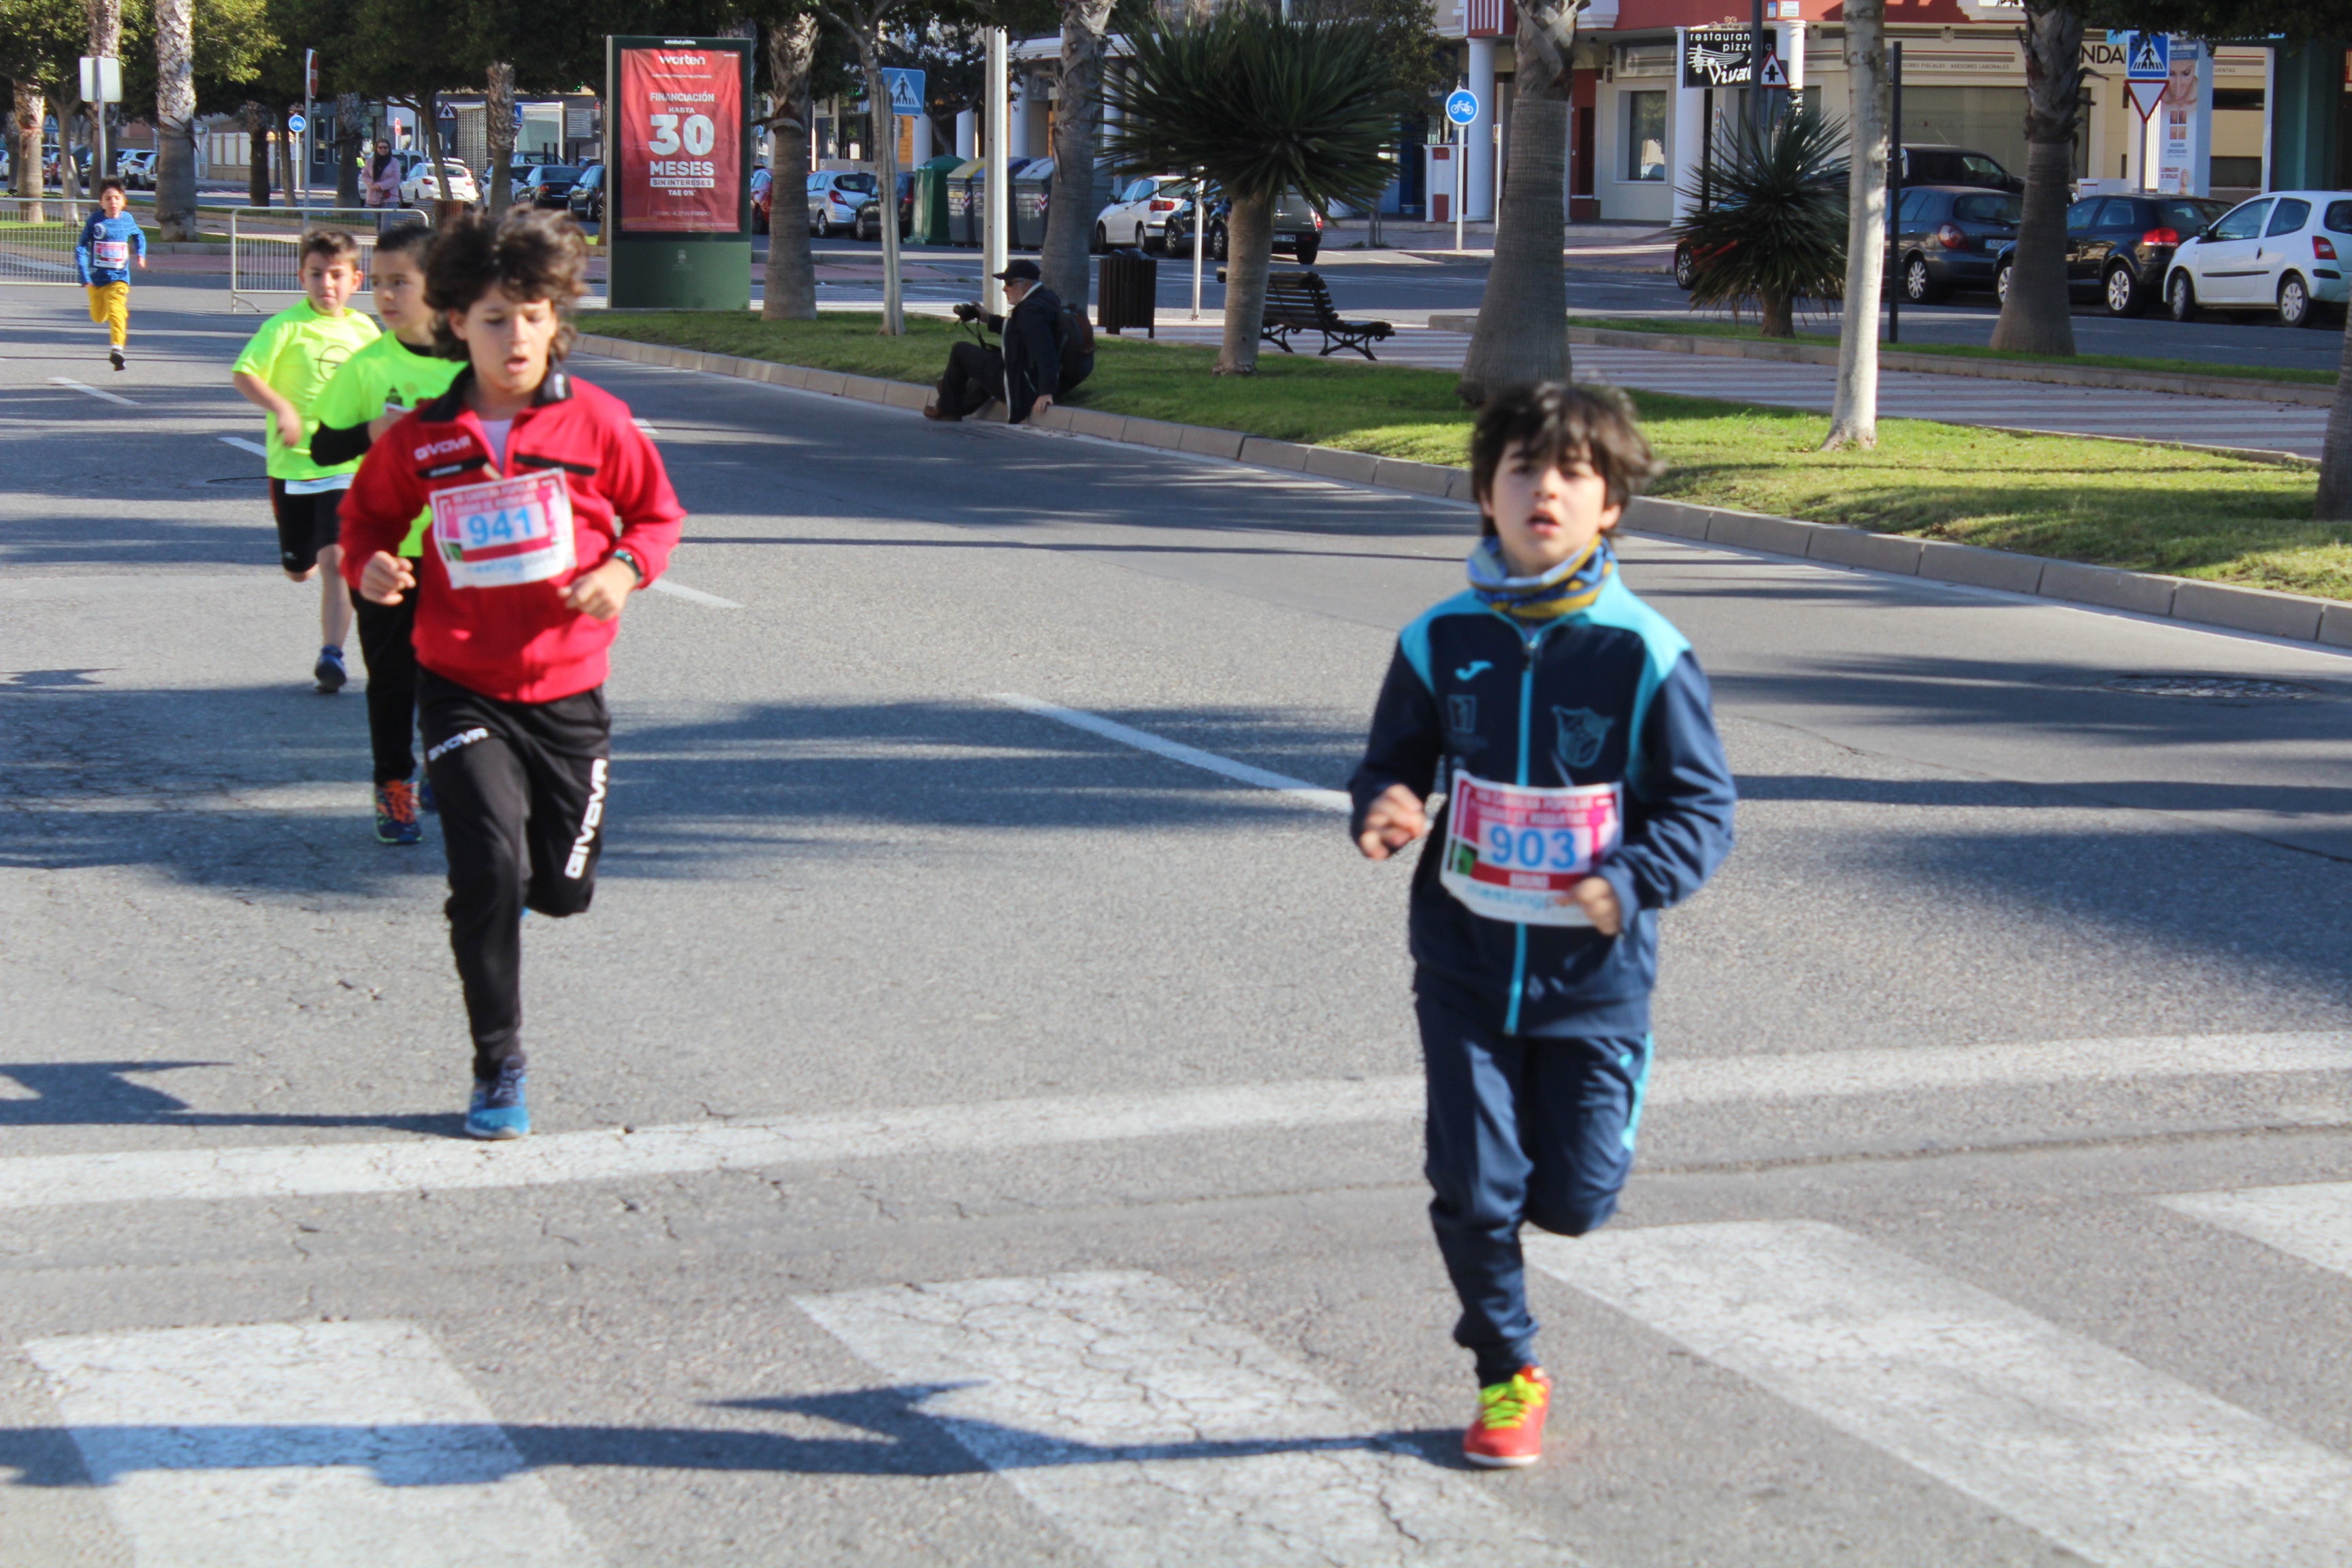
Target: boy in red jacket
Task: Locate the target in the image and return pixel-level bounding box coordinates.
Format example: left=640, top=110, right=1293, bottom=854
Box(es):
left=340, top=209, right=685, bottom=1139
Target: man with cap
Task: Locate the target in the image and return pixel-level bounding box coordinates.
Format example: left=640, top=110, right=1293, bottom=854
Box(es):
left=930, top=259, right=1064, bottom=425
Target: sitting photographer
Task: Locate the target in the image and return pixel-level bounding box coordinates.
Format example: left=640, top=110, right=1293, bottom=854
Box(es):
left=927, top=259, right=1072, bottom=425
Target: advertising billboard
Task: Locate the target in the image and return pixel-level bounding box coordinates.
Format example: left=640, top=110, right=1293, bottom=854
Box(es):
left=610, top=38, right=749, bottom=235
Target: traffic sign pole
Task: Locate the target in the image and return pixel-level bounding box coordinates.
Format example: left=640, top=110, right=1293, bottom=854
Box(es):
left=1443, top=87, right=1479, bottom=254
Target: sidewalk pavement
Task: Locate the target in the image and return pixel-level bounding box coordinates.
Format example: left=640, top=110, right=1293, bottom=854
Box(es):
left=1141, top=323, right=2328, bottom=461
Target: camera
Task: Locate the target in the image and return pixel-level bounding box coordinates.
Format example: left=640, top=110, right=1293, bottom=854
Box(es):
left=953, top=301, right=981, bottom=323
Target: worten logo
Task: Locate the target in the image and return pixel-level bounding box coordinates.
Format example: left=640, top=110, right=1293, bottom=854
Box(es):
left=564, top=759, right=608, bottom=879
left=413, top=436, right=470, bottom=461
left=656, top=53, right=707, bottom=65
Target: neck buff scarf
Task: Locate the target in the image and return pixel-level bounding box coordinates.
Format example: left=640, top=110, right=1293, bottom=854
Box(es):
left=1467, top=534, right=1615, bottom=623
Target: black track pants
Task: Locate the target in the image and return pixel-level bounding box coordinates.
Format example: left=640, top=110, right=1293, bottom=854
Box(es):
left=353, top=582, right=420, bottom=785
left=419, top=669, right=611, bottom=1079
left=936, top=340, right=1004, bottom=416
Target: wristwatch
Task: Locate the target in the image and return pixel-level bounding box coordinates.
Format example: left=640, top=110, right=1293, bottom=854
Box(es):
left=611, top=546, right=644, bottom=581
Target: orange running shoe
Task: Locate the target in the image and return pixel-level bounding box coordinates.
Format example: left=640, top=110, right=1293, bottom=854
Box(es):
left=1463, top=1365, right=1551, bottom=1469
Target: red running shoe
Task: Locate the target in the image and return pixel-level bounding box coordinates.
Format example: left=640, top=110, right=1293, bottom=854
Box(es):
left=1463, top=1366, right=1551, bottom=1469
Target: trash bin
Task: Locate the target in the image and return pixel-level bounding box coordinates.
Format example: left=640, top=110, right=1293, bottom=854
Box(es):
left=946, top=159, right=984, bottom=246
left=1097, top=250, right=1157, bottom=337
left=1011, top=157, right=1054, bottom=250
left=911, top=153, right=961, bottom=245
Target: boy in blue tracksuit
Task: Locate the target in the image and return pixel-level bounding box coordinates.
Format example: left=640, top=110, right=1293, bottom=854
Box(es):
left=75, top=178, right=148, bottom=372
left=1351, top=382, right=1735, bottom=1470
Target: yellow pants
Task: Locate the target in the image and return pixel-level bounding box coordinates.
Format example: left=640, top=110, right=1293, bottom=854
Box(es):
left=86, top=282, right=129, bottom=348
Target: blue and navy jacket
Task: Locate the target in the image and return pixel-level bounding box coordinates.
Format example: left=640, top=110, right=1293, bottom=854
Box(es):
left=75, top=212, right=147, bottom=286
left=1350, top=570, right=1737, bottom=1037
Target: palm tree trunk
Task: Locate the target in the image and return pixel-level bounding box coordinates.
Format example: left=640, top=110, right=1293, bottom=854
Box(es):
left=60, top=74, right=84, bottom=206
left=1459, top=0, right=1576, bottom=405
left=89, top=0, right=122, bottom=181
left=12, top=83, right=45, bottom=224
left=1041, top=0, right=1113, bottom=308
left=246, top=103, right=271, bottom=207
left=487, top=63, right=516, bottom=216
left=335, top=93, right=364, bottom=207
left=421, top=88, right=455, bottom=221
left=1218, top=191, right=1273, bottom=374
left=1822, top=0, right=1888, bottom=450
left=1761, top=288, right=1794, bottom=337
left=2316, top=309, right=2352, bottom=517
left=761, top=15, right=821, bottom=322
left=1987, top=1, right=2082, bottom=355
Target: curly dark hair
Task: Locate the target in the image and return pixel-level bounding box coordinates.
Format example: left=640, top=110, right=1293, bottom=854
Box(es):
left=1468, top=382, right=1665, bottom=535
left=425, top=206, right=589, bottom=361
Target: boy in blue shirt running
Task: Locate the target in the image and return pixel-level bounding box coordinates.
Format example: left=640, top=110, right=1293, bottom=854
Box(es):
left=1352, top=382, right=1736, bottom=1470
left=75, top=178, right=148, bottom=372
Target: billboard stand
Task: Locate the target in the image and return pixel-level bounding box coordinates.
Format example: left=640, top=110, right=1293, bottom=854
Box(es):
left=606, top=35, right=755, bottom=310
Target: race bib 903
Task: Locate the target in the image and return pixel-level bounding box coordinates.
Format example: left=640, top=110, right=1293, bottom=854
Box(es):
left=93, top=239, right=129, bottom=267
left=1439, top=772, right=1622, bottom=927
left=429, top=470, right=576, bottom=590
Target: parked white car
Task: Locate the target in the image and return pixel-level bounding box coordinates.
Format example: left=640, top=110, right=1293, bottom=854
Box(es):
left=399, top=157, right=479, bottom=206
left=116, top=150, right=156, bottom=190
left=806, top=171, right=878, bottom=236
left=2166, top=190, right=2352, bottom=328
left=1093, top=175, right=1187, bottom=252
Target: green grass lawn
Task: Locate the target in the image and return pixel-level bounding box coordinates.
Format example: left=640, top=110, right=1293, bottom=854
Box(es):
left=581, top=309, right=2350, bottom=600
left=1563, top=314, right=2340, bottom=386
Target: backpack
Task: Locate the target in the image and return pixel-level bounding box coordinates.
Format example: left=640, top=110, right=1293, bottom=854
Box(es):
left=1054, top=303, right=1095, bottom=390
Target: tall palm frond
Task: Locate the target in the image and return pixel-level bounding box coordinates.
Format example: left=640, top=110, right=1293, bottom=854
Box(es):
left=1672, top=107, right=1849, bottom=338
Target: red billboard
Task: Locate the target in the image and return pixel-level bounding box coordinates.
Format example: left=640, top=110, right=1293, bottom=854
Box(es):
left=616, top=44, right=741, bottom=233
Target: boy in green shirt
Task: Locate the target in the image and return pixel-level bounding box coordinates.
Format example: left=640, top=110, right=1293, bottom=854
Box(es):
left=231, top=229, right=380, bottom=693
left=310, top=223, right=460, bottom=845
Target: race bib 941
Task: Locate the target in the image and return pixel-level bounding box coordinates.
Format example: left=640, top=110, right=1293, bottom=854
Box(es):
left=429, top=470, right=576, bottom=590
left=1439, top=772, right=1622, bottom=926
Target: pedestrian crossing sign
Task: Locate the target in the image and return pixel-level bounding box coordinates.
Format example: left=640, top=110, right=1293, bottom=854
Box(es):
left=1757, top=52, right=1788, bottom=88
left=2127, top=32, right=2169, bottom=80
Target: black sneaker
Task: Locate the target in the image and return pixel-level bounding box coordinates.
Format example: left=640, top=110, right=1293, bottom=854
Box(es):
left=109, top=347, right=125, bottom=372
left=314, top=645, right=347, bottom=694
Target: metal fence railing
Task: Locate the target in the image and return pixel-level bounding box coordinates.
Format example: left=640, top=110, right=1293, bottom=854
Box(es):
left=0, top=196, right=96, bottom=284
left=228, top=206, right=428, bottom=313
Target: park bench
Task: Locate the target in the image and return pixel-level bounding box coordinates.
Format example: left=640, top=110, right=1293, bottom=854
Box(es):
left=1220, top=267, right=1394, bottom=360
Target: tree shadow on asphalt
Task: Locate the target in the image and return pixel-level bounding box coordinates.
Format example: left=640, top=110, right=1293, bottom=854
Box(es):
left=0, top=1061, right=453, bottom=1134
left=0, top=1384, right=1477, bottom=1485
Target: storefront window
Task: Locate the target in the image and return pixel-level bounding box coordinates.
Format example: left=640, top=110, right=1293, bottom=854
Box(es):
left=1627, top=92, right=1666, bottom=181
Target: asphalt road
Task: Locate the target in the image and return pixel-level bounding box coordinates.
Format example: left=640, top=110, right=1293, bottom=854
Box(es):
left=5, top=277, right=2352, bottom=1567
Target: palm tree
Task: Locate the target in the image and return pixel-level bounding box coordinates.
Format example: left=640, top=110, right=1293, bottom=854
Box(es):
left=762, top=13, right=822, bottom=322
left=152, top=0, right=197, bottom=238
left=485, top=61, right=517, bottom=217
left=1039, top=0, right=1115, bottom=309
left=1987, top=0, right=2084, bottom=355
left=1671, top=107, right=1848, bottom=338
left=1105, top=5, right=1399, bottom=374
left=1458, top=0, right=1579, bottom=404
left=1822, top=0, right=1889, bottom=450
left=822, top=0, right=915, bottom=334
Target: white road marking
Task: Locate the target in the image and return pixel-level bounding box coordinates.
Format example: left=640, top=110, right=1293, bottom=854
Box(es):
left=216, top=436, right=269, bottom=457
left=798, top=1271, right=1560, bottom=1567
left=49, top=376, right=137, bottom=407
left=1529, top=1220, right=2352, bottom=1567
left=26, top=1320, right=600, bottom=1567
left=2159, top=1180, right=2352, bottom=1277
left=647, top=576, right=742, bottom=609
left=632, top=418, right=659, bottom=435
left=0, top=1031, right=2342, bottom=1210
left=993, top=691, right=1352, bottom=811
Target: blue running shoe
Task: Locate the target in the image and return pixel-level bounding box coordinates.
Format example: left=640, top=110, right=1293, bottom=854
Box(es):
left=314, top=644, right=348, bottom=694
left=465, top=1064, right=529, bottom=1140
left=418, top=772, right=438, bottom=815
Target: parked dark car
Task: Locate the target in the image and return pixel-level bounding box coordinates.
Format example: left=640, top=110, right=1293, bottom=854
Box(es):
left=1160, top=182, right=1323, bottom=265
left=1886, top=185, right=2020, bottom=302
left=514, top=165, right=581, bottom=210
left=1989, top=193, right=2230, bottom=316
left=853, top=172, right=915, bottom=241
left=1899, top=144, right=2021, bottom=193
left=566, top=163, right=605, bottom=225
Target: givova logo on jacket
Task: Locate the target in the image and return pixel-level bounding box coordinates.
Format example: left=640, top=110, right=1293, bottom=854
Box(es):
left=1554, top=706, right=1614, bottom=771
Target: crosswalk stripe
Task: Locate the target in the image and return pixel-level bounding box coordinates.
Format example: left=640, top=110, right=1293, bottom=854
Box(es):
left=2158, top=1179, right=2352, bottom=1277
left=0, top=1032, right=2344, bottom=1210
left=1528, top=1220, right=2352, bottom=1566
left=796, top=1270, right=1563, bottom=1566
left=25, top=1320, right=600, bottom=1567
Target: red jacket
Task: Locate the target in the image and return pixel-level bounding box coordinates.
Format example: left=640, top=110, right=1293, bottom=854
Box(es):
left=340, top=366, right=686, bottom=703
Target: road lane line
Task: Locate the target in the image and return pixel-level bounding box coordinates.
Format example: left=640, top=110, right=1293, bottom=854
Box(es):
left=0, top=1032, right=2346, bottom=1210
left=992, top=692, right=1352, bottom=811
left=647, top=576, right=742, bottom=608
left=798, top=1271, right=1561, bottom=1567
left=49, top=376, right=137, bottom=407
left=217, top=436, right=269, bottom=457
left=1528, top=1221, right=2352, bottom=1567
left=2159, top=1180, right=2352, bottom=1277
left=26, top=1320, right=601, bottom=1567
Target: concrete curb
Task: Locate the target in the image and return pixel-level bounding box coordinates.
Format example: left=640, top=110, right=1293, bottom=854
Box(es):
left=572, top=331, right=2351, bottom=650
left=1421, top=315, right=2334, bottom=407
